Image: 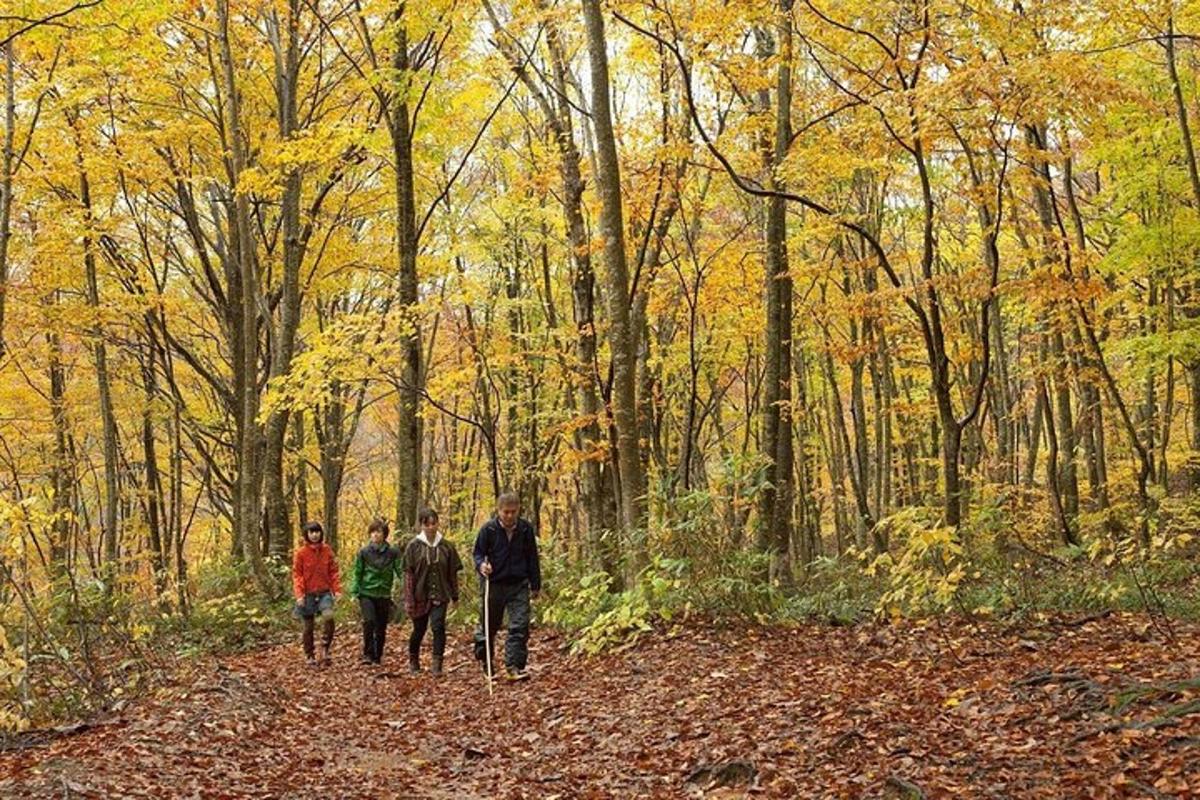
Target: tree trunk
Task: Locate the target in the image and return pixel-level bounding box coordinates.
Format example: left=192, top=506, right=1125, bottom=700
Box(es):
left=48, top=318, right=72, bottom=577
left=1027, top=123, right=1079, bottom=532
left=77, top=160, right=121, bottom=575
left=140, top=340, right=168, bottom=602
left=793, top=348, right=821, bottom=565
left=0, top=44, right=13, bottom=357
left=263, top=0, right=304, bottom=561
left=754, top=4, right=796, bottom=585
left=546, top=18, right=619, bottom=570
left=581, top=0, right=647, bottom=571
left=217, top=0, right=269, bottom=591
left=1165, top=17, right=1200, bottom=493
left=291, top=411, right=308, bottom=536
left=391, top=14, right=422, bottom=532
left=1062, top=154, right=1109, bottom=508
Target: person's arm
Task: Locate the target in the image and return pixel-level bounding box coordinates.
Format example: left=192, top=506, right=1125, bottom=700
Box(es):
left=528, top=524, right=542, bottom=595
left=292, top=550, right=305, bottom=601
left=396, top=541, right=408, bottom=605
left=330, top=549, right=342, bottom=596
left=472, top=525, right=490, bottom=575
left=403, top=542, right=417, bottom=618
left=351, top=550, right=364, bottom=599
left=448, top=544, right=463, bottom=603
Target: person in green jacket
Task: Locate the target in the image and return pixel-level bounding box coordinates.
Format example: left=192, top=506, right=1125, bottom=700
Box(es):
left=350, top=518, right=403, bottom=666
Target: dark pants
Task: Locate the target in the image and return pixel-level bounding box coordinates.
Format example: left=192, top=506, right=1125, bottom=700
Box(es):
left=359, top=596, right=392, bottom=663
left=410, top=602, right=448, bottom=659
left=473, top=579, right=530, bottom=670
left=302, top=617, right=334, bottom=659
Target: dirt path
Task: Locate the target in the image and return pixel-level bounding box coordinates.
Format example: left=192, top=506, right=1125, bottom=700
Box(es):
left=1, top=614, right=1197, bottom=798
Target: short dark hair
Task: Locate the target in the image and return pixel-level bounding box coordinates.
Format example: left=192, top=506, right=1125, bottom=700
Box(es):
left=302, top=521, right=323, bottom=541
left=496, top=491, right=520, bottom=509
left=418, top=507, right=439, bottom=525
left=367, top=518, right=389, bottom=538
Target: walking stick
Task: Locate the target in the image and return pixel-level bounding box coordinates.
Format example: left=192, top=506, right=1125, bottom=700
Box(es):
left=482, top=561, right=493, bottom=698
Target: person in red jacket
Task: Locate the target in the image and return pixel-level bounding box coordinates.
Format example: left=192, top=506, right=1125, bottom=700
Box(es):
left=292, top=521, right=341, bottom=667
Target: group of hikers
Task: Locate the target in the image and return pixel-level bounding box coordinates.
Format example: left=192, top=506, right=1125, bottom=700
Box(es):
left=290, top=492, right=542, bottom=681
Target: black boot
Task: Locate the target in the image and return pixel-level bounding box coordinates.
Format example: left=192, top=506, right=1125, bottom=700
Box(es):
left=409, top=652, right=421, bottom=673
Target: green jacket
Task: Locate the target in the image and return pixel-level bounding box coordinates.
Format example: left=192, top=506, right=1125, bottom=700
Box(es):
left=351, top=542, right=403, bottom=598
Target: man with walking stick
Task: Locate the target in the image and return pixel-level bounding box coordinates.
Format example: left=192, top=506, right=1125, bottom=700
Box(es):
left=473, top=491, right=541, bottom=682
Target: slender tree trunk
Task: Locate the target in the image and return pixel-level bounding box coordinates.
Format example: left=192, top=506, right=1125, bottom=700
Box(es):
left=988, top=298, right=1015, bottom=484
left=391, top=13, right=422, bottom=532
left=793, top=347, right=821, bottom=565
left=545, top=23, right=620, bottom=568
left=1027, top=123, right=1079, bottom=532
left=217, top=0, right=269, bottom=591
left=0, top=44, right=13, bottom=358
left=292, top=411, right=308, bottom=534
left=263, top=0, right=304, bottom=561
left=48, top=318, right=72, bottom=577
left=849, top=347, right=871, bottom=536
left=820, top=371, right=849, bottom=555
left=581, top=0, right=647, bottom=573
left=1022, top=380, right=1045, bottom=489
left=1063, top=153, right=1109, bottom=508
left=140, top=341, right=168, bottom=602
left=1039, top=374, right=1074, bottom=545
left=1164, top=17, right=1200, bottom=493
left=824, top=341, right=877, bottom=549
left=77, top=160, right=121, bottom=574
left=754, top=4, right=795, bottom=585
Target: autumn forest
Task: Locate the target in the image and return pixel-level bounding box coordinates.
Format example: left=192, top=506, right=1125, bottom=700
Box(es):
left=1, top=0, right=1200, bottom=794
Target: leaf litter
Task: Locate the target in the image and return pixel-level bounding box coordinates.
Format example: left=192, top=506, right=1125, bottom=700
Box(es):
left=0, top=613, right=1196, bottom=798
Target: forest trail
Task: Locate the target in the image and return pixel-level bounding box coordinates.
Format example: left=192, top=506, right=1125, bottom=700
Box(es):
left=1, top=615, right=1197, bottom=798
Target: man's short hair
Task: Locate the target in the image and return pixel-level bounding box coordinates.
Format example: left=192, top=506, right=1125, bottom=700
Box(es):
left=496, top=491, right=520, bottom=508
left=418, top=507, right=439, bottom=525
left=367, top=517, right=389, bottom=537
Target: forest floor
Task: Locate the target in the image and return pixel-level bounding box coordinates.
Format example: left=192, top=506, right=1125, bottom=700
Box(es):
left=0, top=613, right=1197, bottom=799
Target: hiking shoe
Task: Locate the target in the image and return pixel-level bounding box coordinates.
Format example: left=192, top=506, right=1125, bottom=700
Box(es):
left=320, top=646, right=332, bottom=667
left=360, top=655, right=374, bottom=666
left=409, top=655, right=421, bottom=674
left=306, top=657, right=319, bottom=670
left=505, top=667, right=529, bottom=682
left=431, top=656, right=443, bottom=677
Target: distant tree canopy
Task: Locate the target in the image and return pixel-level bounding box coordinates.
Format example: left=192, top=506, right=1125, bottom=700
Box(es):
left=1, top=0, right=1199, bottom=715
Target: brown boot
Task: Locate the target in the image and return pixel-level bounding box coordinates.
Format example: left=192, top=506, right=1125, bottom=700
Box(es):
left=320, top=621, right=334, bottom=666
left=431, top=655, right=443, bottom=676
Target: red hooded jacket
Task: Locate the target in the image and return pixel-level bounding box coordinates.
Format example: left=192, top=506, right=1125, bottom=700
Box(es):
left=292, top=543, right=341, bottom=601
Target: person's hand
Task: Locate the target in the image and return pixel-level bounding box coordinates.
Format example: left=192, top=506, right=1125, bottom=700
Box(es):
left=480, top=561, right=492, bottom=577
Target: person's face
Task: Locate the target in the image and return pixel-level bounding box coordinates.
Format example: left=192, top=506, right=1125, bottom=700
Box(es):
left=498, top=502, right=519, bottom=529
left=369, top=528, right=386, bottom=546
left=422, top=516, right=439, bottom=537
left=305, top=528, right=322, bottom=545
